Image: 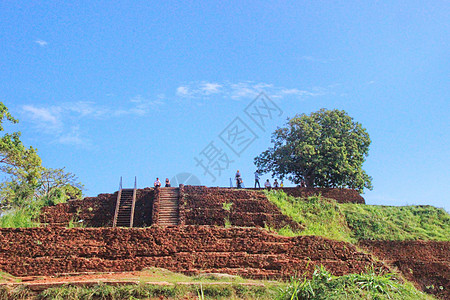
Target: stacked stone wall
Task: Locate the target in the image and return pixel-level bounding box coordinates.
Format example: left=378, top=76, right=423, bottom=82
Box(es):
left=0, top=226, right=383, bottom=279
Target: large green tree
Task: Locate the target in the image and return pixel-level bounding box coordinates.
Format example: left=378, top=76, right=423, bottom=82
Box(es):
left=254, top=108, right=372, bottom=192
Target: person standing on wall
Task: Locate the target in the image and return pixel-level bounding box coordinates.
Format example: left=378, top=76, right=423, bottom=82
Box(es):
left=234, top=170, right=242, bottom=189
left=235, top=170, right=242, bottom=188
left=254, top=171, right=261, bottom=188
left=237, top=176, right=243, bottom=188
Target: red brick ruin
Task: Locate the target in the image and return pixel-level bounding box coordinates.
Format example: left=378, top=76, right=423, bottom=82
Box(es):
left=0, top=186, right=448, bottom=298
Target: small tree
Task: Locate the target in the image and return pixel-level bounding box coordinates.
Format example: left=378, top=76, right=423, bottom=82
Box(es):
left=254, top=108, right=372, bottom=192
left=0, top=102, right=82, bottom=211
left=0, top=102, right=42, bottom=186
left=37, top=167, right=83, bottom=206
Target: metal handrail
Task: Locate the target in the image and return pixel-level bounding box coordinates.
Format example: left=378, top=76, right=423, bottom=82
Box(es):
left=112, top=177, right=123, bottom=227
left=129, top=176, right=137, bottom=227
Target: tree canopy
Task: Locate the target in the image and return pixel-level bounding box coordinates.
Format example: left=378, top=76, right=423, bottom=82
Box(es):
left=254, top=108, right=372, bottom=192
left=0, top=102, right=82, bottom=212
left=0, top=103, right=42, bottom=186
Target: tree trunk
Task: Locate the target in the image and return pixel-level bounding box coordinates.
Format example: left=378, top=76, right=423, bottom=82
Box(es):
left=305, top=169, right=315, bottom=188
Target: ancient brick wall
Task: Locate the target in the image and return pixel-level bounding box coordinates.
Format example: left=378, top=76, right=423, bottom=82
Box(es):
left=40, top=189, right=155, bottom=227
left=182, top=186, right=303, bottom=230
left=277, top=187, right=365, bottom=204
left=0, top=226, right=384, bottom=279
left=360, top=240, right=450, bottom=299
left=39, top=186, right=362, bottom=228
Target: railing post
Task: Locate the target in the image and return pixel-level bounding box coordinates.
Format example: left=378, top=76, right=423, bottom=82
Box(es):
left=113, top=177, right=123, bottom=227
left=130, top=176, right=137, bottom=228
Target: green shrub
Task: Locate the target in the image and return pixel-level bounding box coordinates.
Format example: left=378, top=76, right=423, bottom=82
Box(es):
left=222, top=202, right=233, bottom=211
left=276, top=266, right=433, bottom=300
left=0, top=208, right=39, bottom=228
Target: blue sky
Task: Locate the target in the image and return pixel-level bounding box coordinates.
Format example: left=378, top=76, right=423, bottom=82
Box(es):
left=1, top=1, right=449, bottom=210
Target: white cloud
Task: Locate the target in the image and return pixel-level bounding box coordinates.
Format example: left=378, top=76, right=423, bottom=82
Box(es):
left=176, top=81, right=330, bottom=101
left=176, top=86, right=190, bottom=97
left=35, top=40, right=48, bottom=47
left=22, top=96, right=164, bottom=147
left=116, top=95, right=164, bottom=116
left=63, top=101, right=105, bottom=118
left=22, top=105, right=62, bottom=132
left=229, top=82, right=260, bottom=99
left=281, top=87, right=326, bottom=97
left=200, top=82, right=222, bottom=95
left=176, top=82, right=222, bottom=98
left=57, top=126, right=90, bottom=147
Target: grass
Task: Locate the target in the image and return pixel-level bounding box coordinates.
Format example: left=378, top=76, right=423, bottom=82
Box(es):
left=0, top=267, right=434, bottom=300
left=0, top=208, right=40, bottom=228
left=36, top=273, right=277, bottom=300
left=265, top=190, right=354, bottom=242
left=0, top=272, right=20, bottom=284
left=340, top=203, right=450, bottom=241
left=265, top=190, right=450, bottom=242
left=37, top=283, right=276, bottom=300
left=0, top=268, right=280, bottom=299
left=277, top=265, right=435, bottom=300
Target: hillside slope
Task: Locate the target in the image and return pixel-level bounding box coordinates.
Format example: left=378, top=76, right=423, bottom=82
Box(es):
left=265, top=190, right=449, bottom=299
left=265, top=190, right=449, bottom=242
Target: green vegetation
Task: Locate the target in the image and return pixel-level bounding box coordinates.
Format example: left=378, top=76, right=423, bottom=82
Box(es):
left=255, top=108, right=372, bottom=192
left=222, top=202, right=233, bottom=211
left=0, top=267, right=434, bottom=299
left=266, top=190, right=352, bottom=241
left=266, top=190, right=450, bottom=242
left=0, top=207, right=40, bottom=228
left=340, top=203, right=450, bottom=241
left=0, top=102, right=42, bottom=188
left=277, top=266, right=434, bottom=300
left=0, top=102, right=83, bottom=228
left=0, top=268, right=279, bottom=299
left=36, top=282, right=275, bottom=300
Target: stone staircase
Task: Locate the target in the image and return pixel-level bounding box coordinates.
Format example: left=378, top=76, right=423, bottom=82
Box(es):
left=114, top=189, right=135, bottom=227
left=158, top=188, right=180, bottom=226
